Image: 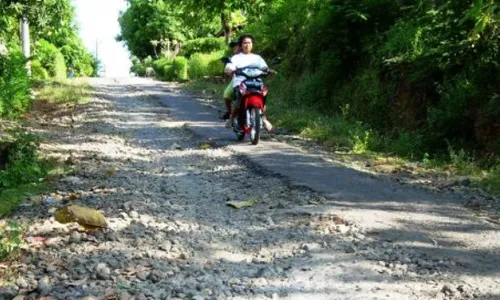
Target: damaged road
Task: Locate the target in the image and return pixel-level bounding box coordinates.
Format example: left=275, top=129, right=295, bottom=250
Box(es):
left=2, top=77, right=499, bottom=300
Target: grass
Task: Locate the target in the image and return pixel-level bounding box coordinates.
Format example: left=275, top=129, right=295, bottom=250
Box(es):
left=0, top=183, right=47, bottom=218
left=184, top=77, right=226, bottom=98
left=183, top=78, right=500, bottom=196
left=34, top=79, right=91, bottom=104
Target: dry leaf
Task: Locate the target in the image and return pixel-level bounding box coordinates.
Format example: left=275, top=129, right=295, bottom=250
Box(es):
left=200, top=143, right=212, bottom=150
left=66, top=277, right=88, bottom=287
left=226, top=198, right=259, bottom=209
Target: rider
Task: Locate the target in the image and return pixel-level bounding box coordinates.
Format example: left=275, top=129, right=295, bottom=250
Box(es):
left=220, top=40, right=240, bottom=120
left=224, top=34, right=274, bottom=131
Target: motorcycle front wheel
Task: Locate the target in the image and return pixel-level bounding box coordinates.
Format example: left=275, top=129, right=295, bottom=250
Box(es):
left=249, top=107, right=261, bottom=145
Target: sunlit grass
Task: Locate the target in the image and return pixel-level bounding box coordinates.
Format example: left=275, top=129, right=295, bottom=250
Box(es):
left=34, top=79, right=91, bottom=104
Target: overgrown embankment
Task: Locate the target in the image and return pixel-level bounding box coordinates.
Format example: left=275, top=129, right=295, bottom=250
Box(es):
left=0, top=80, right=91, bottom=219
left=120, top=0, right=500, bottom=194
left=249, top=0, right=500, bottom=193
left=1, top=0, right=98, bottom=220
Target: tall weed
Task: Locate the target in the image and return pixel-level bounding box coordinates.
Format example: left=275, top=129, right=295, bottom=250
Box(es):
left=0, top=50, right=30, bottom=118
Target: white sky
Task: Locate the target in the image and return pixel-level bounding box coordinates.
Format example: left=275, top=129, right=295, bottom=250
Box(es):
left=72, top=0, right=131, bottom=77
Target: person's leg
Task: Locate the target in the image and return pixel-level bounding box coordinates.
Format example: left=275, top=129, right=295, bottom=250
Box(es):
left=262, top=106, right=273, bottom=131
left=226, top=87, right=241, bottom=128
left=261, top=96, right=272, bottom=132
left=221, top=83, right=233, bottom=119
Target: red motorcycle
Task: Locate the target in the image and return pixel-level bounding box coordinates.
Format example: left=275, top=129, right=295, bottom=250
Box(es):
left=222, top=57, right=280, bottom=145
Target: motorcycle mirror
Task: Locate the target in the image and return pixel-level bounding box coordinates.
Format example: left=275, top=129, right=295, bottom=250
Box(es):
left=220, top=57, right=231, bottom=64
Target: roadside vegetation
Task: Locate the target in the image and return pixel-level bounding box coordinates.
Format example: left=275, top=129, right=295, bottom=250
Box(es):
left=120, top=0, right=499, bottom=195
left=1, top=0, right=96, bottom=239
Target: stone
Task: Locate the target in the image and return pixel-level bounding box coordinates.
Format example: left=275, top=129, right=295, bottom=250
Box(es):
left=441, top=285, right=454, bottom=296
left=159, top=240, right=172, bottom=251
left=336, top=224, right=349, bottom=234
left=457, top=285, right=468, bottom=293
left=62, top=176, right=84, bottom=185
left=136, top=271, right=149, bottom=281
left=37, top=277, right=52, bottom=296
left=460, top=178, right=471, bottom=186
left=0, top=287, right=17, bottom=300
left=96, top=263, right=111, bottom=280
left=228, top=278, right=242, bottom=285
left=15, top=277, right=29, bottom=289
left=354, top=232, right=366, bottom=240
left=70, top=231, right=82, bottom=243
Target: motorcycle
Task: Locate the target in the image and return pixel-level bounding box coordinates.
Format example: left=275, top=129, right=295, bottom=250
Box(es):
left=221, top=57, right=281, bottom=145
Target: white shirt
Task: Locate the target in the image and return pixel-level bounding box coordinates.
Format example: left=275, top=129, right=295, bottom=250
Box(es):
left=225, top=53, right=268, bottom=88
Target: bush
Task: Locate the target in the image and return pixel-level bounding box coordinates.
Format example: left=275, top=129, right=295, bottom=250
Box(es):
left=0, top=220, right=23, bottom=260
left=152, top=58, right=171, bottom=78
left=172, top=56, right=188, bottom=81
left=182, top=37, right=226, bottom=57
left=0, top=131, right=45, bottom=189
left=131, top=63, right=146, bottom=76
left=60, top=42, right=95, bottom=77
left=0, top=130, right=48, bottom=217
left=35, top=39, right=67, bottom=79
left=188, top=51, right=224, bottom=79
left=31, top=60, right=49, bottom=80
left=0, top=51, right=30, bottom=118
left=155, top=56, right=189, bottom=81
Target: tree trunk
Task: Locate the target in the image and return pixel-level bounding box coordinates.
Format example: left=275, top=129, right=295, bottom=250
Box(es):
left=0, top=40, right=8, bottom=56
left=20, top=16, right=31, bottom=76
left=220, top=12, right=231, bottom=45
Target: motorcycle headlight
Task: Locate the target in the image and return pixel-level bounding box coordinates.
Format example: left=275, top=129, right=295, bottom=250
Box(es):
left=242, top=69, right=263, bottom=78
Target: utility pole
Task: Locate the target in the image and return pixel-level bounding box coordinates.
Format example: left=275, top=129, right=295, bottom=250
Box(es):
left=20, top=16, right=31, bottom=76
left=95, top=39, right=99, bottom=62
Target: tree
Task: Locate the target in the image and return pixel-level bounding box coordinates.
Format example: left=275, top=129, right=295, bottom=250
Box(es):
left=0, top=0, right=95, bottom=77
left=117, top=0, right=220, bottom=59
left=168, top=0, right=270, bottom=44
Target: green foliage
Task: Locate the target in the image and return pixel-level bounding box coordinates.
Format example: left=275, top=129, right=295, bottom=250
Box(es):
left=152, top=58, right=171, bottom=77
left=118, top=0, right=194, bottom=59
left=160, top=56, right=189, bottom=81
left=478, top=164, right=500, bottom=195
left=0, top=220, right=23, bottom=260
left=390, top=131, right=425, bottom=159
left=117, top=0, right=269, bottom=59
left=0, top=0, right=94, bottom=77
left=125, top=0, right=499, bottom=165
left=35, top=39, right=67, bottom=79
left=90, top=55, right=101, bottom=77
left=0, top=129, right=49, bottom=217
left=181, top=37, right=226, bottom=57
left=172, top=56, right=189, bottom=81
left=140, top=56, right=191, bottom=81
left=31, top=60, right=50, bottom=80
left=243, top=0, right=500, bottom=160
left=0, top=50, right=30, bottom=118
left=188, top=51, right=224, bottom=79
left=0, top=131, right=46, bottom=190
